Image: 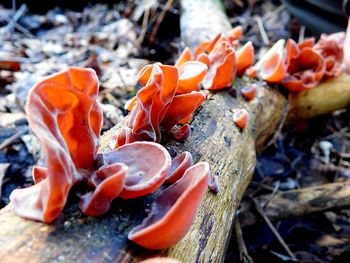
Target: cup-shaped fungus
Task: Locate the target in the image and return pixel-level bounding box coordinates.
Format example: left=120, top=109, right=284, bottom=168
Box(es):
left=174, top=47, right=193, bottom=67
left=236, top=41, right=255, bottom=77
left=315, top=32, right=345, bottom=79
left=128, top=64, right=178, bottom=142
left=102, top=142, right=171, bottom=199
left=128, top=162, right=210, bottom=249
left=10, top=67, right=103, bottom=223
left=166, top=151, right=193, bottom=183
left=241, top=84, right=257, bottom=101
left=161, top=91, right=206, bottom=130
left=260, top=52, right=286, bottom=83
left=203, top=41, right=237, bottom=90
left=79, top=163, right=128, bottom=216
left=177, top=61, right=208, bottom=94
left=282, top=47, right=325, bottom=91
left=233, top=109, right=248, bottom=130
left=172, top=124, right=191, bottom=142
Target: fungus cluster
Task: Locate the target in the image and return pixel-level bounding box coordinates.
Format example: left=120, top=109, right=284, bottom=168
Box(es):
left=256, top=29, right=349, bottom=91
left=10, top=67, right=210, bottom=250
left=11, top=19, right=350, bottom=253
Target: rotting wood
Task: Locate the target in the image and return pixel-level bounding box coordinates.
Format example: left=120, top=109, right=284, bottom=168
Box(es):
left=240, top=181, right=350, bottom=227
left=1, top=0, right=350, bottom=262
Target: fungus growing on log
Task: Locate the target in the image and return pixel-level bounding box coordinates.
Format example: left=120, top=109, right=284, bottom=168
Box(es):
left=236, top=41, right=255, bottom=77
left=166, top=151, right=193, bottom=183
left=233, top=109, right=248, bottom=130
left=10, top=67, right=103, bottom=223
left=118, top=62, right=206, bottom=148
left=101, top=142, right=171, bottom=199
left=128, top=162, right=210, bottom=250
left=241, top=84, right=257, bottom=101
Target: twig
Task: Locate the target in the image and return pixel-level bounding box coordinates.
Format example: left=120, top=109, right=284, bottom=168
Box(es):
left=234, top=219, right=253, bottom=263
left=149, top=0, right=175, bottom=44
left=137, top=7, right=150, bottom=47
left=254, top=15, right=269, bottom=46
left=252, top=198, right=298, bottom=261
left=0, top=126, right=29, bottom=151
left=262, top=4, right=286, bottom=22
left=298, top=25, right=305, bottom=44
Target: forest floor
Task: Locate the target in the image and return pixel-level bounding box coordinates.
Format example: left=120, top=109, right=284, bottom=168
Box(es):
left=0, top=1, right=350, bottom=262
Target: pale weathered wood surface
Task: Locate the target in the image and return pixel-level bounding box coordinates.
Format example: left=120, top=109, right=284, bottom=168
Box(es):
left=1, top=0, right=350, bottom=262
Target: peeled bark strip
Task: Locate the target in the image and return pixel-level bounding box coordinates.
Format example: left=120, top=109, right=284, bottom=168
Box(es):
left=240, top=182, right=350, bottom=227
left=1, top=0, right=350, bottom=262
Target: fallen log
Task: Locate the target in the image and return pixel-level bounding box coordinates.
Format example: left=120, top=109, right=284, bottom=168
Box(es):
left=240, top=181, right=350, bottom=227
left=0, top=0, right=350, bottom=262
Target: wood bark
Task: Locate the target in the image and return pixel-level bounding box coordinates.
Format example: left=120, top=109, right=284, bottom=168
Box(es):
left=240, top=181, right=350, bottom=227
left=0, top=0, right=350, bottom=262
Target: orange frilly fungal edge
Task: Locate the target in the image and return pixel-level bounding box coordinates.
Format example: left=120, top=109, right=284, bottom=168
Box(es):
left=10, top=67, right=103, bottom=223
left=166, top=151, right=193, bottom=183
left=128, top=162, right=210, bottom=250
left=236, top=41, right=255, bottom=77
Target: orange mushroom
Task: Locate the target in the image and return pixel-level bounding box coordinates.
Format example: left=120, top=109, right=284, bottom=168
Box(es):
left=236, top=41, right=255, bottom=77
left=174, top=47, right=193, bottom=67
left=233, top=109, right=248, bottom=130
left=128, top=162, right=210, bottom=249
left=102, top=142, right=171, bottom=199
left=166, top=151, right=193, bottom=183
left=241, top=83, right=257, bottom=101
left=260, top=51, right=286, bottom=83
left=298, top=37, right=315, bottom=50
left=177, top=61, right=208, bottom=94
left=282, top=47, right=325, bottom=91
left=172, top=124, right=192, bottom=142
left=203, top=41, right=237, bottom=90
left=79, top=163, right=128, bottom=216
left=128, top=63, right=178, bottom=142
left=315, top=32, right=345, bottom=79
left=228, top=25, right=243, bottom=42
left=10, top=67, right=103, bottom=223
left=194, top=33, right=222, bottom=57
left=161, top=91, right=205, bottom=130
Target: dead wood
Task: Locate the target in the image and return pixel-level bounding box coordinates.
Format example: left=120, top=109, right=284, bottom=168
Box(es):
left=240, top=181, right=350, bottom=227
left=0, top=0, right=350, bottom=262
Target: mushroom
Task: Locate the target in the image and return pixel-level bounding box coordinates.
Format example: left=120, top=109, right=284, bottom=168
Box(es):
left=315, top=32, right=345, bottom=79
left=260, top=51, right=286, bottom=83
left=161, top=91, right=206, bottom=130
left=172, top=124, right=192, bottom=142
left=128, top=63, right=178, bottom=142
left=174, top=47, right=193, bottom=67
left=233, top=109, right=248, bottom=130
left=10, top=67, right=103, bottom=223
left=177, top=61, right=208, bottom=94
left=102, top=142, right=171, bottom=199
left=128, top=162, right=210, bottom=249
left=79, top=163, right=128, bottom=216
left=203, top=41, right=237, bottom=90
left=236, top=41, right=255, bottom=77
left=241, top=83, right=257, bottom=101
left=166, top=151, right=193, bottom=183
left=282, top=47, right=325, bottom=91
